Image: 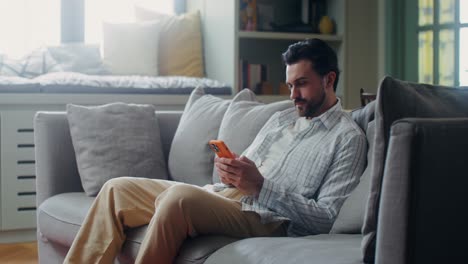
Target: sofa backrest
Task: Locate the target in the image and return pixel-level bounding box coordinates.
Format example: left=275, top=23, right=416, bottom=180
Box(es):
left=351, top=101, right=375, bottom=133
left=159, top=98, right=377, bottom=234
left=362, top=76, right=468, bottom=263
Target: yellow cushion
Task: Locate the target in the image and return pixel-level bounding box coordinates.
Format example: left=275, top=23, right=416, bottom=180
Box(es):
left=135, top=7, right=205, bottom=77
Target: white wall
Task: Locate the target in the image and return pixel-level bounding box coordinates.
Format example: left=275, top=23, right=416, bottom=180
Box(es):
left=344, top=0, right=380, bottom=109
left=377, top=0, right=387, bottom=82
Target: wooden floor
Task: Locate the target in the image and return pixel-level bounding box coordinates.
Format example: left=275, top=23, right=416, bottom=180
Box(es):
left=0, top=242, right=38, bottom=264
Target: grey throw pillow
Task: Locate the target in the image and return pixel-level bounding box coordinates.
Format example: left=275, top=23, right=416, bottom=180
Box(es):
left=168, top=87, right=230, bottom=185
left=212, top=88, right=293, bottom=183
left=330, top=120, right=375, bottom=234
left=361, top=76, right=468, bottom=262
left=67, top=102, right=168, bottom=196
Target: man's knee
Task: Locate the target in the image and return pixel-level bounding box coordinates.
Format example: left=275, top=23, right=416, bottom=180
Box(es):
left=100, top=177, right=134, bottom=194
left=155, top=184, right=207, bottom=216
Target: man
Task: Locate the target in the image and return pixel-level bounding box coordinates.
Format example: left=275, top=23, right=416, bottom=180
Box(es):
left=64, top=38, right=366, bottom=264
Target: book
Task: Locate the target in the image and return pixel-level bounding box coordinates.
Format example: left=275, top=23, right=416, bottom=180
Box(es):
left=239, top=0, right=257, bottom=31
left=238, top=60, right=268, bottom=94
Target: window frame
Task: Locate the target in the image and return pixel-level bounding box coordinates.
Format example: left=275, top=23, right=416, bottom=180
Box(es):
left=416, top=0, right=462, bottom=86
left=60, top=0, right=183, bottom=43
left=388, top=0, right=466, bottom=86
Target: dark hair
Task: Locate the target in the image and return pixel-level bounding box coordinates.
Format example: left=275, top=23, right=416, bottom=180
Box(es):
left=282, top=38, right=340, bottom=92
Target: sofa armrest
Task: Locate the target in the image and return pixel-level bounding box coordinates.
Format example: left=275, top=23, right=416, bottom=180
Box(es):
left=376, top=117, right=468, bottom=264
left=34, top=111, right=83, bottom=207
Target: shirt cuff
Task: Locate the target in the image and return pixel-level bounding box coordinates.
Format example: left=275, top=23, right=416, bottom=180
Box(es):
left=257, top=178, right=281, bottom=208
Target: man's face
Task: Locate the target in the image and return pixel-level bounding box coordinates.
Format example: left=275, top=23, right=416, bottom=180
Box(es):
left=286, top=60, right=329, bottom=118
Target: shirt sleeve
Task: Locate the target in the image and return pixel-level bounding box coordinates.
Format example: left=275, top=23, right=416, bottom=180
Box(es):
left=256, top=133, right=367, bottom=236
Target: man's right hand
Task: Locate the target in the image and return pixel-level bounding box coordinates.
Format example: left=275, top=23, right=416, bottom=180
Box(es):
left=215, top=155, right=265, bottom=197
left=215, top=153, right=238, bottom=184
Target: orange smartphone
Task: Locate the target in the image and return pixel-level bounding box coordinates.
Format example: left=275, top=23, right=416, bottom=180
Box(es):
left=208, top=140, right=234, bottom=159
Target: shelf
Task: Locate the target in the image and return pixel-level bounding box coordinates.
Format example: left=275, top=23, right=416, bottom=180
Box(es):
left=238, top=31, right=343, bottom=42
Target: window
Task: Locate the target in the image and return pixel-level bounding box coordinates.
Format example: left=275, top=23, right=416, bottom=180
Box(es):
left=85, top=0, right=173, bottom=44
left=417, top=0, right=468, bottom=86
left=0, top=0, right=60, bottom=58
left=0, top=0, right=177, bottom=58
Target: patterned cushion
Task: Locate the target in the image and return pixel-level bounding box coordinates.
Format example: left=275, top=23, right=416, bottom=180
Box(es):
left=0, top=48, right=62, bottom=78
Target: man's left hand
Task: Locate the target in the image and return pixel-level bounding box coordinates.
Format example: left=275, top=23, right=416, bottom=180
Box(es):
left=215, top=156, right=264, bottom=197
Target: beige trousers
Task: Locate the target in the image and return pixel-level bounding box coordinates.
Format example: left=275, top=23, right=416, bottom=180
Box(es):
left=64, top=177, right=285, bottom=264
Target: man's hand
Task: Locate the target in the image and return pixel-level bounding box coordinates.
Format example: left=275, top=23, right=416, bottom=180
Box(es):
left=215, top=155, right=264, bottom=197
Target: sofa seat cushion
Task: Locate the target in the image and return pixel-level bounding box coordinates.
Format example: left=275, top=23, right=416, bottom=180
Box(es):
left=120, top=227, right=240, bottom=264
left=37, top=192, right=94, bottom=246
left=205, top=234, right=362, bottom=264
left=39, top=192, right=240, bottom=263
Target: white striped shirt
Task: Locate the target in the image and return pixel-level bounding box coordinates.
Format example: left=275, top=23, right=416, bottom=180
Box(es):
left=240, top=100, right=367, bottom=236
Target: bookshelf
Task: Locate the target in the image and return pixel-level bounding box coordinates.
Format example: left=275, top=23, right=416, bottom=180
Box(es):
left=238, top=30, right=343, bottom=41
left=236, top=0, right=346, bottom=98
left=188, top=0, right=347, bottom=100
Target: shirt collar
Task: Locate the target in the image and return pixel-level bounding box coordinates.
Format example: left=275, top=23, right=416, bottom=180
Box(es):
left=316, top=98, right=343, bottom=130
left=278, top=98, right=343, bottom=130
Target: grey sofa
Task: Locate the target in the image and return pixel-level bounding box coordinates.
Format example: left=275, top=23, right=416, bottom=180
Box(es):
left=34, top=76, right=468, bottom=263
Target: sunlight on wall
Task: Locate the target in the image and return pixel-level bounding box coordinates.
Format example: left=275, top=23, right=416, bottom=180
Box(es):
left=85, top=0, right=173, bottom=44
left=460, top=28, right=468, bottom=86
left=460, top=1, right=468, bottom=86
left=0, top=0, right=60, bottom=58
left=460, top=0, right=468, bottom=23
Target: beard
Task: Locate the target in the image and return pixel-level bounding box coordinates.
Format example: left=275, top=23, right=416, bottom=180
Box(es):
left=294, top=87, right=327, bottom=118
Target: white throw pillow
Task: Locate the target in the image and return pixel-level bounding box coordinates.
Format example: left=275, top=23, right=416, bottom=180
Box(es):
left=102, top=21, right=161, bottom=76
left=134, top=6, right=204, bottom=77
left=212, top=89, right=293, bottom=183
left=168, top=87, right=231, bottom=186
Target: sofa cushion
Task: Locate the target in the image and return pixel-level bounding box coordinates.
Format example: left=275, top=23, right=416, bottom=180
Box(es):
left=351, top=101, right=375, bottom=132
left=37, top=192, right=94, bottom=246
left=102, top=21, right=161, bottom=76
left=47, top=43, right=110, bottom=75
left=67, top=102, right=168, bottom=196
left=213, top=88, right=293, bottom=183
left=361, top=76, right=468, bottom=262
left=168, top=87, right=230, bottom=185
left=38, top=192, right=240, bottom=264
left=330, top=120, right=375, bottom=234
left=0, top=48, right=62, bottom=78
left=205, top=234, right=362, bottom=264
left=135, top=7, right=204, bottom=77
left=120, top=227, right=240, bottom=264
